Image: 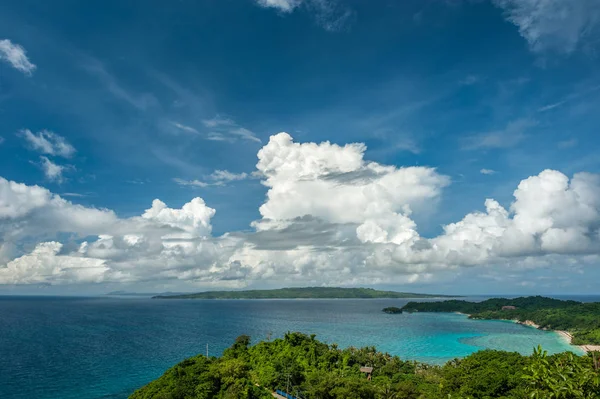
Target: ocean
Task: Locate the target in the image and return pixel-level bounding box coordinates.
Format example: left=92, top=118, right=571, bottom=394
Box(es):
left=0, top=295, right=595, bottom=399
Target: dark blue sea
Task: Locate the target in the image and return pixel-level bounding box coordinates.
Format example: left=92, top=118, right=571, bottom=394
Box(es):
left=1, top=295, right=598, bottom=399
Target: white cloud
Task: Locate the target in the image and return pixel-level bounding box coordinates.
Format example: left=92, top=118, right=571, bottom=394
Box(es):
left=230, top=127, right=262, bottom=143
left=462, top=118, right=535, bottom=150
left=255, top=0, right=303, bottom=13
left=0, top=177, right=118, bottom=240
left=538, top=100, right=567, bottom=112
left=39, top=156, right=66, bottom=182
left=255, top=133, right=449, bottom=243
left=211, top=170, right=249, bottom=182
left=19, top=129, right=76, bottom=158
left=174, top=170, right=249, bottom=188
left=0, top=242, right=109, bottom=285
left=173, top=178, right=210, bottom=188
left=2, top=133, right=600, bottom=288
left=0, top=39, right=36, bottom=75
left=142, top=198, right=215, bottom=237
left=0, top=178, right=54, bottom=219
left=201, top=116, right=261, bottom=143
left=171, top=122, right=199, bottom=134
left=480, top=168, right=497, bottom=175
left=253, top=0, right=354, bottom=32
left=202, top=116, right=235, bottom=128
left=493, top=0, right=600, bottom=54
left=0, top=176, right=222, bottom=284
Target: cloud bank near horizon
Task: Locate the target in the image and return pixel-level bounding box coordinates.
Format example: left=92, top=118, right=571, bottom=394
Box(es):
left=1, top=133, right=599, bottom=288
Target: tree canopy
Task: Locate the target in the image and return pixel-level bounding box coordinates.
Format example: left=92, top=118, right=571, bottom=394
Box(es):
left=402, top=296, right=600, bottom=345
left=130, top=332, right=600, bottom=399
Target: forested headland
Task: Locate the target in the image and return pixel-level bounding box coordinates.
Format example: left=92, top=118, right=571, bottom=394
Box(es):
left=401, top=296, right=600, bottom=345
left=153, top=287, right=456, bottom=300
left=130, top=332, right=600, bottom=399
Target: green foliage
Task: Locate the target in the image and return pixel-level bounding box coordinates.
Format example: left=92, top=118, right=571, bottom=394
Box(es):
left=440, top=350, right=529, bottom=399
left=153, top=287, right=456, bottom=300
left=523, top=346, right=600, bottom=398
left=129, top=333, right=600, bottom=399
left=382, top=307, right=403, bottom=314
left=402, top=296, right=600, bottom=345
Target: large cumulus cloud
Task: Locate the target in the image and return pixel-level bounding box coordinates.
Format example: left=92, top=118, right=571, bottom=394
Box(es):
left=1, top=133, right=600, bottom=287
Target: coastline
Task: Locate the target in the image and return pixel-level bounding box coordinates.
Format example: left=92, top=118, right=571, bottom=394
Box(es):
left=555, top=330, right=600, bottom=354
left=514, top=319, right=600, bottom=354
left=461, top=314, right=598, bottom=354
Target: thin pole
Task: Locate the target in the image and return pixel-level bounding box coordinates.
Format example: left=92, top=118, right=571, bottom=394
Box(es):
left=206, top=343, right=209, bottom=358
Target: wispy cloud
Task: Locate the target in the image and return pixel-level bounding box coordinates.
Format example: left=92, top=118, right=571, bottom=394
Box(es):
left=538, top=85, right=600, bottom=112
left=0, top=39, right=36, bottom=75
left=480, top=168, right=497, bottom=175
left=174, top=169, right=249, bottom=188
left=393, top=137, right=421, bottom=154
left=493, top=0, right=600, bottom=54
left=82, top=58, right=158, bottom=110
left=171, top=122, right=199, bottom=134
left=462, top=118, right=536, bottom=150
left=460, top=75, right=482, bottom=86
left=538, top=100, right=567, bottom=112
left=211, top=170, right=249, bottom=182
left=126, top=179, right=151, bottom=185
left=202, top=116, right=261, bottom=143
left=206, top=132, right=233, bottom=142
left=19, top=129, right=76, bottom=158
left=253, top=0, right=354, bottom=32
left=202, top=116, right=236, bottom=128
left=255, top=0, right=302, bottom=12
left=173, top=178, right=210, bottom=188
left=557, top=138, right=578, bottom=149
left=0, top=136, right=4, bottom=145
left=39, top=156, right=66, bottom=183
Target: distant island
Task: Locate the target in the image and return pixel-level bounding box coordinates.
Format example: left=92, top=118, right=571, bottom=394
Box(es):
left=153, top=287, right=457, bottom=300
left=382, top=306, right=403, bottom=314
left=401, top=296, right=600, bottom=349
left=106, top=291, right=189, bottom=297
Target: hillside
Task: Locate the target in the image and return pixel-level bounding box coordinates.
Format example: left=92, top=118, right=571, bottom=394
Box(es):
left=153, top=287, right=456, bottom=300
left=402, top=296, right=600, bottom=345
left=130, top=332, right=600, bottom=399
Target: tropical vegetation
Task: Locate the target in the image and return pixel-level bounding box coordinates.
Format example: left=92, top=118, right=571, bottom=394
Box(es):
left=130, top=332, right=600, bottom=399
left=382, top=307, right=403, bottom=314
left=401, top=296, right=600, bottom=345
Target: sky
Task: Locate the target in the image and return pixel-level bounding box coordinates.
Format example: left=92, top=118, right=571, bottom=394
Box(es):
left=1, top=0, right=600, bottom=295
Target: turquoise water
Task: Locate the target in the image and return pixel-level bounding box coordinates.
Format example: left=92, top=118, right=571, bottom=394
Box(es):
left=0, top=296, right=588, bottom=399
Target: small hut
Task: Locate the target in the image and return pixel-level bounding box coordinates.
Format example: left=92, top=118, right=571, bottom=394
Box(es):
left=502, top=305, right=516, bottom=310
left=360, top=366, right=373, bottom=380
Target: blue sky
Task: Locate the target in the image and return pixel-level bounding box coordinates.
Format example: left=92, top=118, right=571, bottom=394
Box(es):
left=1, top=0, right=600, bottom=295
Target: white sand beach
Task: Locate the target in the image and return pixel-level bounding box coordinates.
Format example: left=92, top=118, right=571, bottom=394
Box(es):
left=556, top=330, right=600, bottom=353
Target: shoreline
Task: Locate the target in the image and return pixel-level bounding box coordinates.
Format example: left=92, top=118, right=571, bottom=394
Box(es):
left=554, top=330, right=600, bottom=354
left=461, top=314, right=598, bottom=354
left=513, top=319, right=600, bottom=354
